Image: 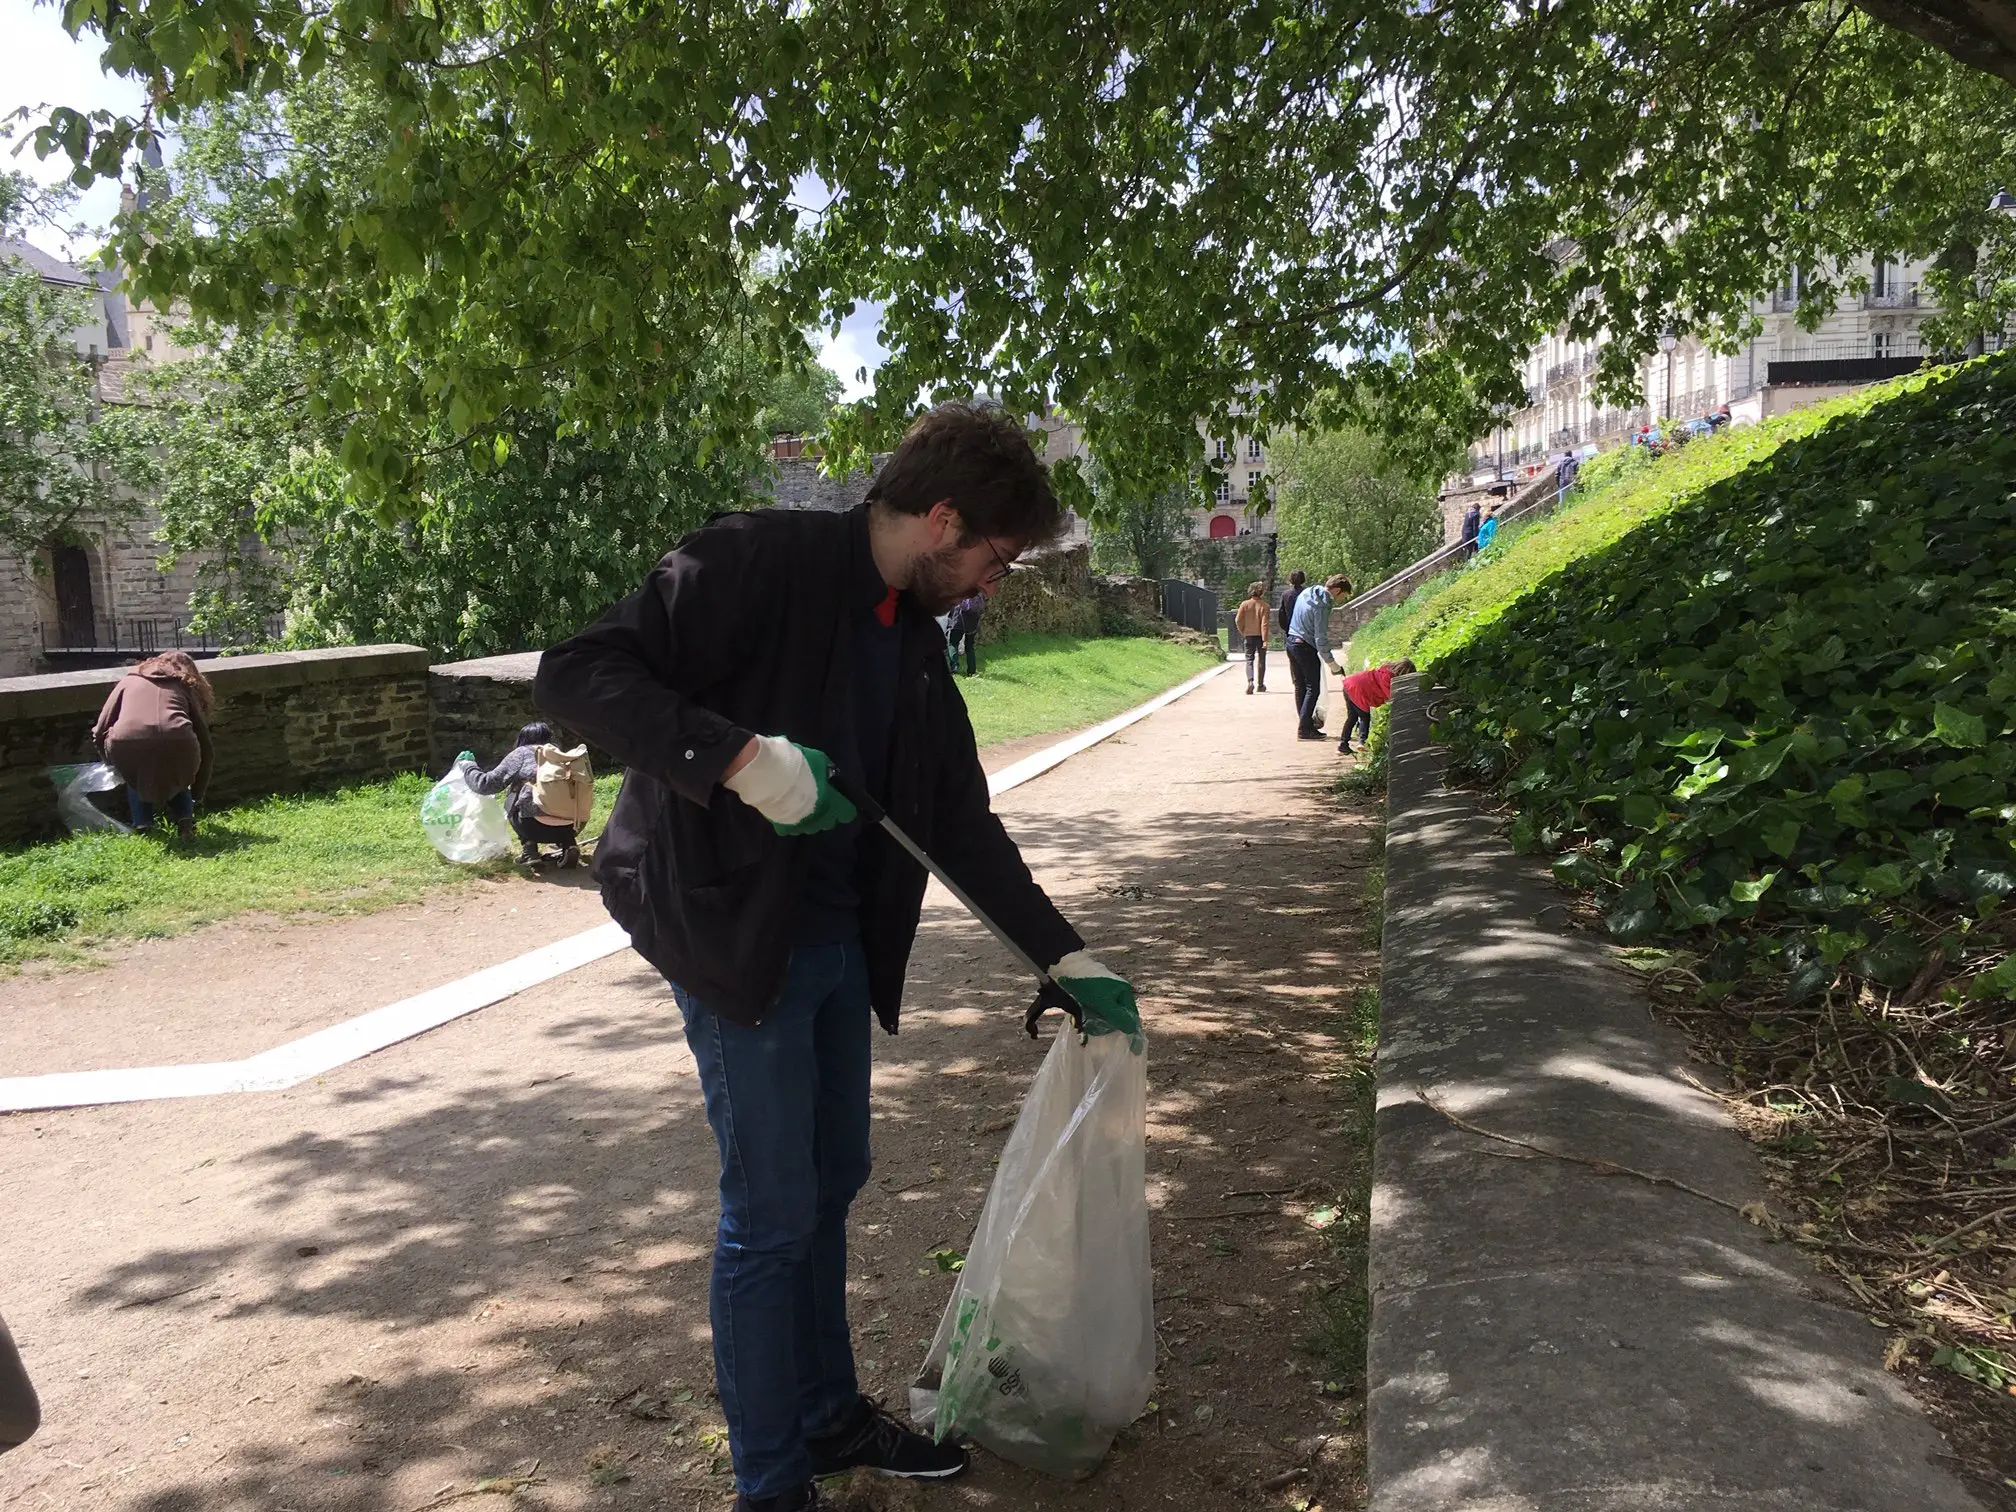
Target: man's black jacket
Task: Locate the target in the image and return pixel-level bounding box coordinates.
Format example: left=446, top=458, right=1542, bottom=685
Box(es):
left=534, top=505, right=1082, bottom=1031
left=1276, top=584, right=1303, bottom=638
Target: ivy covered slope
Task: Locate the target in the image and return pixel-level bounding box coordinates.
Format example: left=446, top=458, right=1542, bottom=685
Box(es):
left=1417, top=354, right=2016, bottom=1002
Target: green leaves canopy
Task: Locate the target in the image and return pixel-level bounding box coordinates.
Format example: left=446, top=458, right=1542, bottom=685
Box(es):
left=0, top=175, right=157, bottom=555
left=33, top=0, right=2016, bottom=509
left=1269, top=427, right=1445, bottom=591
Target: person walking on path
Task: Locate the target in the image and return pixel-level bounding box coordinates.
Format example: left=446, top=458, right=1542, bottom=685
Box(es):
left=1459, top=499, right=1482, bottom=557
left=1234, top=580, right=1271, bottom=693
left=1475, top=505, right=1500, bottom=554
left=1286, top=573, right=1347, bottom=740
left=534, top=402, right=1142, bottom=1512
left=91, top=650, right=215, bottom=839
left=458, top=721, right=588, bottom=869
left=1337, top=658, right=1415, bottom=754
left=947, top=590, right=985, bottom=676
left=1276, top=570, right=1308, bottom=711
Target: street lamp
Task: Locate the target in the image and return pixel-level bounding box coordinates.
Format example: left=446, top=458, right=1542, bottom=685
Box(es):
left=1657, top=331, right=1679, bottom=420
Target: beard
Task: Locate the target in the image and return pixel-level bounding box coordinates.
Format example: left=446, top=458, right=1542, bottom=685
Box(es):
left=908, top=542, right=974, bottom=616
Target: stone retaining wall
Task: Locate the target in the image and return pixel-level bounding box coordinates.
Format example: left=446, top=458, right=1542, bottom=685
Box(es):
left=0, top=646, right=430, bottom=845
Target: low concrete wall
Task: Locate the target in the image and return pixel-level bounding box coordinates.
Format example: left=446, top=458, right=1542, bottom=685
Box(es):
left=429, top=651, right=543, bottom=772
left=0, top=646, right=430, bottom=845
left=1370, top=676, right=1983, bottom=1512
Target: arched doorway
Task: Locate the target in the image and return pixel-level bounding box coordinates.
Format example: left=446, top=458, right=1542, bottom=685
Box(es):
left=1207, top=514, right=1237, bottom=540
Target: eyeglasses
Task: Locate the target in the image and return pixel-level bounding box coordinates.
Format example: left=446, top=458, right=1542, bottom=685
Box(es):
left=980, top=536, right=1014, bottom=587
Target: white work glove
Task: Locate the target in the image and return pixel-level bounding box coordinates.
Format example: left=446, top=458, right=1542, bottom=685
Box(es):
left=722, top=734, right=818, bottom=825
left=1323, top=655, right=1341, bottom=675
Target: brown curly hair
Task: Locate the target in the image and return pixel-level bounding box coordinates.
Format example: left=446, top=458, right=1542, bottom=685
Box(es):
left=134, top=650, right=215, bottom=716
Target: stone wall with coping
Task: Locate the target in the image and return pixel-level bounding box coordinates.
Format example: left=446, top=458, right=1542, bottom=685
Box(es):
left=0, top=645, right=430, bottom=845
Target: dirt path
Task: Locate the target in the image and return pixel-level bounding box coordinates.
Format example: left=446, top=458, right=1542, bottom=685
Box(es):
left=0, top=677, right=1382, bottom=1512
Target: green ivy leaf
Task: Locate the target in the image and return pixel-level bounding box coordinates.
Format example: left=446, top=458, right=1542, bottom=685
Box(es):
left=1931, top=702, right=1986, bottom=749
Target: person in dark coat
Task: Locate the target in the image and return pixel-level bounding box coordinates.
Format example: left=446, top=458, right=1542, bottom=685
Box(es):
left=534, top=401, right=1143, bottom=1512
left=91, top=650, right=215, bottom=839
left=946, top=590, right=985, bottom=675
left=458, top=721, right=582, bottom=868
left=1276, top=569, right=1308, bottom=714
left=1459, top=499, right=1483, bottom=557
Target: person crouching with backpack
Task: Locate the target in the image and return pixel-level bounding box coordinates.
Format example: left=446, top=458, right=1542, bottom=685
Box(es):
left=459, top=721, right=596, bottom=868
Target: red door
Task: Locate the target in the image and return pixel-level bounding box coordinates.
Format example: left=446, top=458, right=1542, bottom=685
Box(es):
left=1208, top=514, right=1237, bottom=539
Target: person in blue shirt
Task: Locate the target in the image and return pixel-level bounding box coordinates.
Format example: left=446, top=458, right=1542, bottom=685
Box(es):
left=1475, top=507, right=1500, bottom=554
left=1286, top=573, right=1348, bottom=739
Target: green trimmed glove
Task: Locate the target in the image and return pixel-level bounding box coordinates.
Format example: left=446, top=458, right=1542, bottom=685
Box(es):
left=722, top=735, right=858, bottom=835
left=772, top=749, right=857, bottom=835
left=1051, top=951, right=1144, bottom=1051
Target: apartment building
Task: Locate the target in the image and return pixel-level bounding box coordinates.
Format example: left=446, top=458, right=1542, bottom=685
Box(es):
left=1468, top=253, right=1965, bottom=479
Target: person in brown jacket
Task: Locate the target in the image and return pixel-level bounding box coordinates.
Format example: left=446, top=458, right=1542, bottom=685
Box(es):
left=91, top=651, right=216, bottom=839
left=1234, top=579, right=1271, bottom=693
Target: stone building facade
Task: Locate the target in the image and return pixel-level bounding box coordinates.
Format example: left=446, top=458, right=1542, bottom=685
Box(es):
left=1466, top=253, right=1978, bottom=481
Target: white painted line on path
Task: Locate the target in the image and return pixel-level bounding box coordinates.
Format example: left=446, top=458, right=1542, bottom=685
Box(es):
left=1, top=924, right=633, bottom=1112
left=3, top=660, right=1230, bottom=1114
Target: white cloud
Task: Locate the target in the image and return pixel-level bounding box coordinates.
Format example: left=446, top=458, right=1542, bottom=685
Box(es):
left=816, top=301, right=887, bottom=401
left=2, top=0, right=146, bottom=257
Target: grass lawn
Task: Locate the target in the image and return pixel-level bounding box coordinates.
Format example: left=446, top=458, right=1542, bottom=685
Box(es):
left=1, top=632, right=1214, bottom=968
left=958, top=632, right=1219, bottom=746
left=0, top=772, right=626, bottom=970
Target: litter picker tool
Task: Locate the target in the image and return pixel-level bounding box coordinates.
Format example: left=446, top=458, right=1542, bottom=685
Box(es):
left=825, top=765, right=1080, bottom=1037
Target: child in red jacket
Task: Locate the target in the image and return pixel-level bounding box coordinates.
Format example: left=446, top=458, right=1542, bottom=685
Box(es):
left=1338, top=659, right=1416, bottom=754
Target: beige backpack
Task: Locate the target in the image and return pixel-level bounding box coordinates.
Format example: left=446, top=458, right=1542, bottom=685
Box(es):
left=531, top=743, right=595, bottom=827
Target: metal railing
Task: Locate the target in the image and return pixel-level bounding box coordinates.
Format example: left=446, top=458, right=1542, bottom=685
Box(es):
left=1863, top=283, right=1921, bottom=310
left=1159, top=580, right=1221, bottom=638
left=1341, top=469, right=1570, bottom=636
left=39, top=616, right=284, bottom=658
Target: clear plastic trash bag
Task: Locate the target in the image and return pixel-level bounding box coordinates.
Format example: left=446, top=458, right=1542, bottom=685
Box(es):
left=1312, top=672, right=1331, bottom=730
left=49, top=762, right=131, bottom=835
left=910, top=1028, right=1153, bottom=1479
left=420, top=757, right=512, bottom=864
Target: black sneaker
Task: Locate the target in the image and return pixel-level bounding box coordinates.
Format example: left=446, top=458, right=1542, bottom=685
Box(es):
left=1297, top=728, right=1326, bottom=740
left=559, top=843, right=581, bottom=869
left=807, top=1396, right=969, bottom=1480
left=735, top=1484, right=837, bottom=1512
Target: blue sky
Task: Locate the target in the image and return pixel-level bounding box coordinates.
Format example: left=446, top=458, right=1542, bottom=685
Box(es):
left=2, top=0, right=886, bottom=397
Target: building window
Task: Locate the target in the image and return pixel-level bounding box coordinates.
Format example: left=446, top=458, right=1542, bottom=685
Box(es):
left=1247, top=437, right=1261, bottom=460
left=1247, top=469, right=1262, bottom=495
left=1214, top=438, right=1227, bottom=461
left=1872, top=331, right=1892, bottom=358
left=1215, top=478, right=1231, bottom=503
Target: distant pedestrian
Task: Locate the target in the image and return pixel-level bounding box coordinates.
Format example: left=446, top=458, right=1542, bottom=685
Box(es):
left=1234, top=580, right=1271, bottom=693
left=1476, top=507, right=1500, bottom=554
left=1459, top=500, right=1482, bottom=557
left=92, top=650, right=215, bottom=840
left=1276, top=570, right=1308, bottom=710
left=459, top=721, right=593, bottom=869
left=1337, top=659, right=1416, bottom=755
left=947, top=591, right=985, bottom=676
left=1287, top=574, right=1348, bottom=740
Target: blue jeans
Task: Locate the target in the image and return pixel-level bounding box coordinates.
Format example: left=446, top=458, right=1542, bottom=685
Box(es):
left=127, top=788, right=194, bottom=830
left=674, top=939, right=874, bottom=1498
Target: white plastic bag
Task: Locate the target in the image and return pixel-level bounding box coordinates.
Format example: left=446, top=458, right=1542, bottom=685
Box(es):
left=420, top=759, right=512, bottom=864
left=1312, top=672, right=1331, bottom=730
left=910, top=1028, right=1153, bottom=1479
left=49, top=762, right=131, bottom=835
